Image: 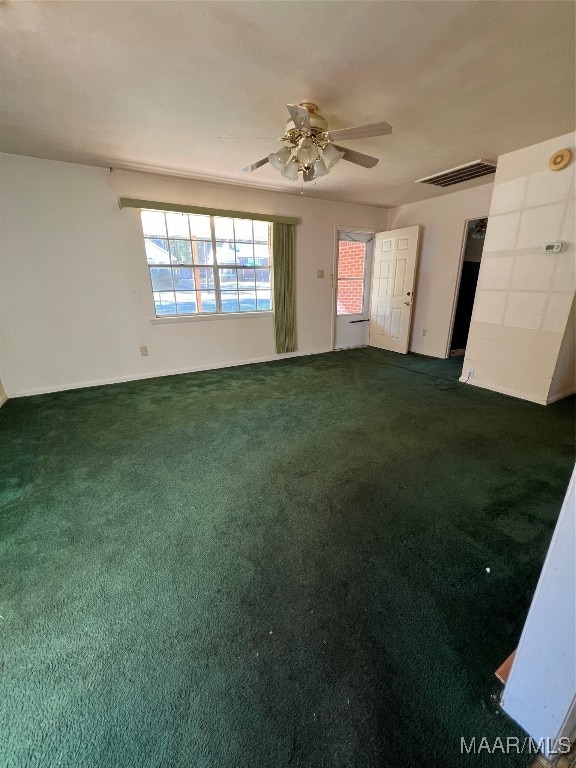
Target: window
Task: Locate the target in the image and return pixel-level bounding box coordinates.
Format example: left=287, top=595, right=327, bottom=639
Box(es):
left=336, top=240, right=367, bottom=315
left=140, top=210, right=272, bottom=317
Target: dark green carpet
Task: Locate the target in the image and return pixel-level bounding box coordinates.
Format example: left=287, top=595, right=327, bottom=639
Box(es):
left=0, top=349, right=574, bottom=768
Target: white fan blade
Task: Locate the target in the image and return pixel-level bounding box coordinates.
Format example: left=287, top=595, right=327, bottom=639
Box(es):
left=333, top=145, right=380, bottom=168
left=328, top=121, right=392, bottom=141
left=286, top=104, right=311, bottom=130
left=242, top=157, right=270, bottom=173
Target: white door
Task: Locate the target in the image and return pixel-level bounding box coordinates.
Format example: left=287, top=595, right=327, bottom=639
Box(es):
left=334, top=232, right=374, bottom=349
left=369, top=225, right=420, bottom=354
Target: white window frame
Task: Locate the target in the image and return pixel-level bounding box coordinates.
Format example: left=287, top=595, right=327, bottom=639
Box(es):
left=140, top=209, right=273, bottom=320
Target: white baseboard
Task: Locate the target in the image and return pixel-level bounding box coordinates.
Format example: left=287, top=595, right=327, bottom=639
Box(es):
left=11, top=348, right=332, bottom=398
left=546, top=387, right=576, bottom=404
left=0, top=392, right=7, bottom=408
left=459, top=377, right=548, bottom=405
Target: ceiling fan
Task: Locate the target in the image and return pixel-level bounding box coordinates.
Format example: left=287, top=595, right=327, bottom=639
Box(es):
left=242, top=103, right=392, bottom=182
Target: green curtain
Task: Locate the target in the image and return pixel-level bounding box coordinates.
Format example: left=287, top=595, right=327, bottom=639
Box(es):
left=273, top=223, right=297, bottom=354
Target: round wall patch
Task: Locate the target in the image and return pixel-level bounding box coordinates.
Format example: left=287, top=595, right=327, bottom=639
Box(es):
left=549, top=148, right=573, bottom=171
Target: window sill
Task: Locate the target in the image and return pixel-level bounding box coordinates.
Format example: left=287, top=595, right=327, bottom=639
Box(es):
left=150, top=311, right=273, bottom=325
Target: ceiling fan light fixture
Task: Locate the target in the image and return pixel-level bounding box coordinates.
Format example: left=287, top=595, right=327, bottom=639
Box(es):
left=313, top=156, right=330, bottom=178
left=296, top=137, right=320, bottom=167
left=242, top=103, right=392, bottom=183
left=268, top=146, right=292, bottom=171
left=280, top=159, right=300, bottom=181
left=322, top=143, right=345, bottom=169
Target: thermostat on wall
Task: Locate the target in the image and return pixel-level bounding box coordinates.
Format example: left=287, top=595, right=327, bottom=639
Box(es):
left=543, top=241, right=565, bottom=254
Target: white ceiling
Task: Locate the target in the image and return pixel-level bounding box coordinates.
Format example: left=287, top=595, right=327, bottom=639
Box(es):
left=0, top=1, right=574, bottom=207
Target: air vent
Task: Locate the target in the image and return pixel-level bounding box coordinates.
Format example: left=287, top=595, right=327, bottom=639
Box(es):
left=416, top=159, right=496, bottom=187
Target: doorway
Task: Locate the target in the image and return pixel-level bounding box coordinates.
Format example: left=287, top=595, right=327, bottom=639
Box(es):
left=449, top=217, right=487, bottom=356
left=333, top=231, right=374, bottom=349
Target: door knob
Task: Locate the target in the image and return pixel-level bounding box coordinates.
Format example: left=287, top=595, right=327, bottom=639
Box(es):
left=404, top=301, right=412, bottom=306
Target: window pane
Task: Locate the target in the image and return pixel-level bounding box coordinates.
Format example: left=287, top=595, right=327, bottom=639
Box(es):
left=253, top=220, right=269, bottom=243
left=165, top=212, right=190, bottom=239
left=175, top=291, right=197, bottom=315
left=189, top=215, right=212, bottom=240
left=193, top=240, right=214, bottom=265
left=198, top=291, right=217, bottom=313
left=219, top=270, right=238, bottom=291
left=169, top=240, right=193, bottom=264
left=337, top=279, right=364, bottom=315
left=221, top=292, right=240, bottom=313
left=215, top=240, right=236, bottom=265
left=255, top=268, right=270, bottom=289
left=141, top=211, right=166, bottom=238
left=237, top=268, right=256, bottom=291
left=256, top=290, right=271, bottom=310
left=234, top=218, right=253, bottom=242
left=254, top=243, right=270, bottom=265
left=196, top=268, right=215, bottom=290
left=145, top=239, right=170, bottom=264
left=214, top=216, right=234, bottom=242
left=239, top=290, right=257, bottom=312
left=150, top=266, right=174, bottom=291
left=172, top=267, right=194, bottom=291
left=153, top=291, right=176, bottom=315
left=235, top=242, right=255, bottom=266
left=338, top=241, right=366, bottom=279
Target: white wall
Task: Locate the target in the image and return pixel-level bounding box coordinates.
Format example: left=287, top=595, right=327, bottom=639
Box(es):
left=0, top=153, right=388, bottom=397
left=462, top=133, right=576, bottom=404
left=387, top=184, right=493, bottom=357
left=502, top=466, right=576, bottom=757
left=548, top=297, right=576, bottom=403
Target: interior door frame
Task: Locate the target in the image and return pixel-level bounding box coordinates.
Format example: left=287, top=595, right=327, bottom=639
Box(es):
left=331, top=226, right=377, bottom=350
left=443, top=211, right=489, bottom=359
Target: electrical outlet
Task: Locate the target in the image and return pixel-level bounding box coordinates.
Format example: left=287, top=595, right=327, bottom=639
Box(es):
left=140, top=346, right=149, bottom=357
left=422, top=328, right=427, bottom=336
